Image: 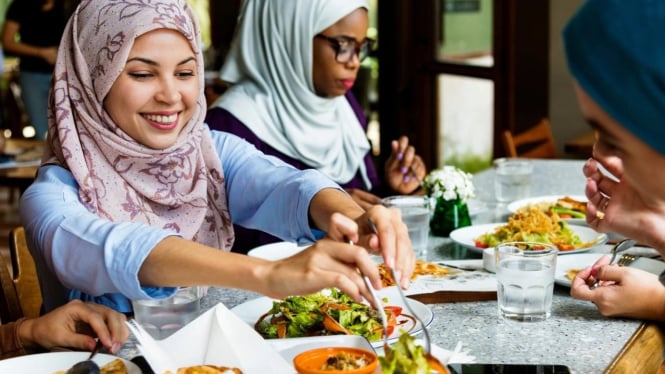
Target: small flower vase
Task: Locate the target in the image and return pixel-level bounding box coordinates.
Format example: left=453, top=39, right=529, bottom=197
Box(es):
left=430, top=197, right=472, bottom=237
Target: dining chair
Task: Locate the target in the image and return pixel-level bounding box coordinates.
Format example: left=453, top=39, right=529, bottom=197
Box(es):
left=0, top=226, right=42, bottom=323
left=0, top=248, right=22, bottom=324
left=502, top=118, right=557, bottom=158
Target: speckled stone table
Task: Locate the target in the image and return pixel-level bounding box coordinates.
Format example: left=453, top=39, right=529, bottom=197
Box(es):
left=119, top=159, right=664, bottom=373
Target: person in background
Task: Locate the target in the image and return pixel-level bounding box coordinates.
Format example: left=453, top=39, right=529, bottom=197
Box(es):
left=564, top=0, right=665, bottom=321
left=1, top=0, right=70, bottom=140
left=20, top=0, right=414, bottom=315
left=0, top=300, right=128, bottom=359
left=205, top=0, right=427, bottom=253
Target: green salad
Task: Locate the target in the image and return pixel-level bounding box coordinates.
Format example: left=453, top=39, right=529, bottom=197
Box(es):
left=255, top=288, right=384, bottom=341
left=379, top=331, right=431, bottom=374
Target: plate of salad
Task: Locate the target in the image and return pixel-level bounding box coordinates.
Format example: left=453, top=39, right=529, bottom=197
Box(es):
left=507, top=195, right=588, bottom=225
left=450, top=222, right=607, bottom=255
left=230, top=287, right=433, bottom=349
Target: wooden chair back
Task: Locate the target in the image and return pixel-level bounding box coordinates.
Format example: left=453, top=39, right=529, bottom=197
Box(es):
left=0, top=250, right=22, bottom=324
left=0, top=227, right=42, bottom=323
left=502, top=118, right=557, bottom=158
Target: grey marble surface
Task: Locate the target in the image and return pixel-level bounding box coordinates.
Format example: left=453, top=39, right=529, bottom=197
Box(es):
left=121, top=159, right=642, bottom=373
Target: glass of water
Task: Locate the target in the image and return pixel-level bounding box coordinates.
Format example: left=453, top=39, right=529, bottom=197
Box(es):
left=495, top=242, right=557, bottom=322
left=494, top=158, right=533, bottom=203
left=382, top=195, right=431, bottom=257
left=131, top=286, right=203, bottom=339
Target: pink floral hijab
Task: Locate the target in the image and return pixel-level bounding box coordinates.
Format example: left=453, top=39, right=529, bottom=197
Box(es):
left=43, top=0, right=234, bottom=249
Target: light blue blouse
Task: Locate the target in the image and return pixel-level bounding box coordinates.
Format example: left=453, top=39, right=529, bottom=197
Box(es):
left=20, top=130, right=341, bottom=313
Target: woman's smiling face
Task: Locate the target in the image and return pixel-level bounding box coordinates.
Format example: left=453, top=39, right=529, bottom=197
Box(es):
left=104, top=29, right=200, bottom=150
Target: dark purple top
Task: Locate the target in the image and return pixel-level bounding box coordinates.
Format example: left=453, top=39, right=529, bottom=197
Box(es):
left=205, top=91, right=382, bottom=253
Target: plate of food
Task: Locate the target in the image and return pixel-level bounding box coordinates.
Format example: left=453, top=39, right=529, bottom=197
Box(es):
left=247, top=241, right=309, bottom=261
left=0, top=352, right=141, bottom=374
left=449, top=221, right=607, bottom=255
left=230, top=287, right=433, bottom=349
left=554, top=253, right=605, bottom=287
left=507, top=195, right=588, bottom=225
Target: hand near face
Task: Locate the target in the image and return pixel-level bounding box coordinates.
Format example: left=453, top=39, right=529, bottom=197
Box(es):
left=18, top=300, right=129, bottom=353
left=571, top=257, right=665, bottom=321
left=384, top=136, right=426, bottom=195
left=584, top=158, right=665, bottom=250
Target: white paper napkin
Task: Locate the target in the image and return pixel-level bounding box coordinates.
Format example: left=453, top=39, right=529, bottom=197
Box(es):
left=158, top=303, right=293, bottom=373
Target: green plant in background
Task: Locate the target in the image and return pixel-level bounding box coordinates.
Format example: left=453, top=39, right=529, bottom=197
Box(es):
left=444, top=150, right=492, bottom=174
left=186, top=0, right=211, bottom=48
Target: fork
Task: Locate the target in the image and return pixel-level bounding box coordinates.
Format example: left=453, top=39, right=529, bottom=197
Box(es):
left=353, top=239, right=390, bottom=351
left=617, top=254, right=637, bottom=267
left=362, top=274, right=389, bottom=351
left=390, top=267, right=448, bottom=372
left=125, top=319, right=177, bottom=374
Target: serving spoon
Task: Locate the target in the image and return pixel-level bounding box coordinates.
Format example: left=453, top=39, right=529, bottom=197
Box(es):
left=367, top=219, right=449, bottom=373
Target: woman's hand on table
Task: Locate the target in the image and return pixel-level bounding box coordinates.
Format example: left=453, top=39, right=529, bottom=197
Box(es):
left=570, top=255, right=665, bottom=321
left=17, top=300, right=129, bottom=353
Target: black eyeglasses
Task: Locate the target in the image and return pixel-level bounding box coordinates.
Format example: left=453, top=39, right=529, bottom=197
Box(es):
left=315, top=34, right=375, bottom=63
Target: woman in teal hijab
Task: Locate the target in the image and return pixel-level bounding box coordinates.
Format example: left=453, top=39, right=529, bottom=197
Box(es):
left=565, top=0, right=665, bottom=320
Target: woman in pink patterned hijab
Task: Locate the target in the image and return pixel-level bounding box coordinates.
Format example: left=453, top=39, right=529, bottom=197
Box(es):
left=44, top=1, right=234, bottom=250
left=21, top=0, right=416, bottom=314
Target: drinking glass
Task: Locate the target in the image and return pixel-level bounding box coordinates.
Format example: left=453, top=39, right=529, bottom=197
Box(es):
left=131, top=286, right=203, bottom=339
left=494, top=158, right=533, bottom=203
left=495, top=242, right=557, bottom=322
left=382, top=196, right=431, bottom=257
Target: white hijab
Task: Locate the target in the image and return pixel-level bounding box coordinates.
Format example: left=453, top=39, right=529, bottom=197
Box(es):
left=213, top=0, right=372, bottom=187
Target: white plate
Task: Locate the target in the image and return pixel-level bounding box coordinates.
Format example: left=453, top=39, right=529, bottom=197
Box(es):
left=507, top=195, right=588, bottom=225
left=0, top=352, right=141, bottom=374
left=554, top=253, right=606, bottom=287
left=247, top=241, right=309, bottom=261
left=449, top=222, right=608, bottom=255
left=230, top=286, right=433, bottom=349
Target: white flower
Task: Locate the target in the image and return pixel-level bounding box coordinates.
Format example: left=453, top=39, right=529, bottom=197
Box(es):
left=422, top=166, right=475, bottom=202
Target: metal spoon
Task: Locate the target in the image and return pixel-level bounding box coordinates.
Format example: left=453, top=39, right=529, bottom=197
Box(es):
left=66, top=340, right=103, bottom=374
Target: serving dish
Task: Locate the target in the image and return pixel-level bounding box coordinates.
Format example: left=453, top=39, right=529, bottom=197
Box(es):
left=230, top=286, right=433, bottom=349
left=449, top=223, right=608, bottom=255
left=293, top=346, right=378, bottom=374
left=0, top=352, right=141, bottom=373
left=554, top=253, right=605, bottom=287
left=507, top=195, right=588, bottom=225
left=269, top=335, right=376, bottom=364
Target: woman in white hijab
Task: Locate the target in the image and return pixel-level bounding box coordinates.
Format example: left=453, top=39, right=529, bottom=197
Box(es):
left=20, top=0, right=415, bottom=314
left=207, top=0, right=426, bottom=253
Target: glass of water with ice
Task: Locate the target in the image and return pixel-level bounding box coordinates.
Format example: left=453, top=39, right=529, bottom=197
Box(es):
left=495, top=242, right=557, bottom=322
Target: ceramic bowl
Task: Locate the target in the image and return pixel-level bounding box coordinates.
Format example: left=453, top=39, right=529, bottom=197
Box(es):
left=293, top=346, right=378, bottom=374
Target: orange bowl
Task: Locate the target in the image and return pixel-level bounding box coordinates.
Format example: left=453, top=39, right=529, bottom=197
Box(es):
left=293, top=346, right=379, bottom=374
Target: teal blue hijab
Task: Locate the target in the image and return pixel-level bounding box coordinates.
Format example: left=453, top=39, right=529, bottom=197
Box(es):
left=564, top=0, right=665, bottom=155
